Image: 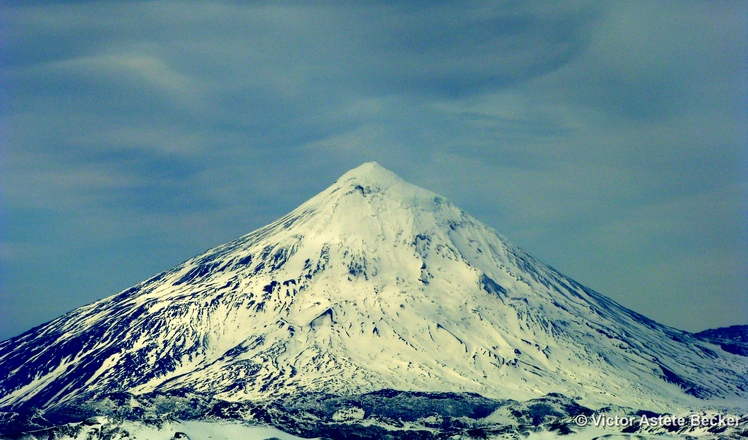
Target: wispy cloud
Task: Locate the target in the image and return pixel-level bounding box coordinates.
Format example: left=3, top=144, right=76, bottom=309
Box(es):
left=1, top=0, right=745, bottom=339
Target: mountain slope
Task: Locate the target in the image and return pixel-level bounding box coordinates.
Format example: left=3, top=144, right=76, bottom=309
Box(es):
left=694, top=325, right=748, bottom=357
left=1, top=162, right=746, bottom=415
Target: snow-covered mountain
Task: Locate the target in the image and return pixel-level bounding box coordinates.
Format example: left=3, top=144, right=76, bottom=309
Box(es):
left=1, top=162, right=746, bottom=425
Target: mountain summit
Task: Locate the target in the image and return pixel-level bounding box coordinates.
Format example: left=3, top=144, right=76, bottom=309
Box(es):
left=1, top=163, right=746, bottom=417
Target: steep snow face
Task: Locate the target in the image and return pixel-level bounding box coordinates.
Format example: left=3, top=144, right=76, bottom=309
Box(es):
left=0, top=162, right=746, bottom=413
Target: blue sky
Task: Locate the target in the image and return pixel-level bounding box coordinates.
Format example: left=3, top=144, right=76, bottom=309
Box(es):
left=1, top=0, right=746, bottom=340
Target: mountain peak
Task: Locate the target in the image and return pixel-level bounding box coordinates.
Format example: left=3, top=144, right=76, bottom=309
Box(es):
left=336, top=161, right=401, bottom=187
left=323, top=162, right=443, bottom=214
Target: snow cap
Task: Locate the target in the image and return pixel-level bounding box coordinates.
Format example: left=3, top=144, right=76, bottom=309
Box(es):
left=336, top=161, right=401, bottom=188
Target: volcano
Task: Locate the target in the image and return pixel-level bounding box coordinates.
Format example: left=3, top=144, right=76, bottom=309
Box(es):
left=1, top=163, right=746, bottom=437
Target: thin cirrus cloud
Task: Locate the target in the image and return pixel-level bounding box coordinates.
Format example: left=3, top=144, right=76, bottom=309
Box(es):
left=0, top=0, right=746, bottom=340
